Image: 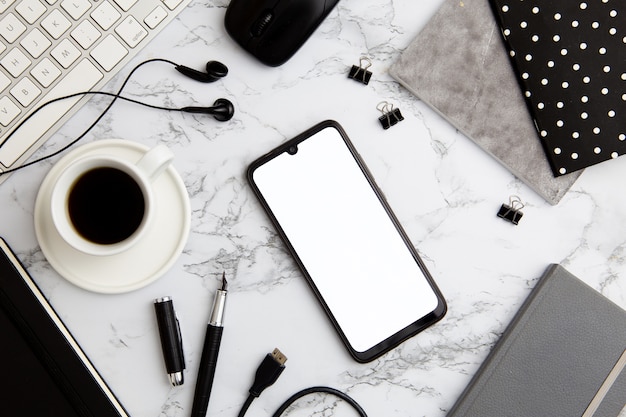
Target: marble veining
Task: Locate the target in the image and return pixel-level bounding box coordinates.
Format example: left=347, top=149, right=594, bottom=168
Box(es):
left=2, top=1, right=626, bottom=416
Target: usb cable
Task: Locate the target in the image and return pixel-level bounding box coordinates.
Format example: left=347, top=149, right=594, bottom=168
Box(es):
left=237, top=349, right=287, bottom=417
left=237, top=348, right=368, bottom=417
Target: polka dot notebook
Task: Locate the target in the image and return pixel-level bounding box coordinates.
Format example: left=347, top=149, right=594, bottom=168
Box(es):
left=489, top=0, right=626, bottom=176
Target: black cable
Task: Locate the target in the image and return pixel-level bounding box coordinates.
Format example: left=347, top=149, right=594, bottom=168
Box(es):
left=271, top=386, right=368, bottom=417
left=236, top=349, right=368, bottom=417
left=0, top=58, right=179, bottom=176
left=237, top=385, right=368, bottom=417
left=237, top=395, right=255, bottom=417
left=35, top=90, right=183, bottom=113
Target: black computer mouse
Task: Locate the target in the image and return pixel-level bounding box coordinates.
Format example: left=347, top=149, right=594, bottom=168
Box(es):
left=224, top=0, right=340, bottom=67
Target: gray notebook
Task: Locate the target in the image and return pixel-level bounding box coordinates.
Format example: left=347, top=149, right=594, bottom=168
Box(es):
left=447, top=264, right=626, bottom=417
left=389, top=0, right=581, bottom=205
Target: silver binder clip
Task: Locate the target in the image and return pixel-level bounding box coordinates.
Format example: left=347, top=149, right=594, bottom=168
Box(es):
left=497, top=195, right=524, bottom=225
left=348, top=56, right=373, bottom=85
left=377, top=101, right=404, bottom=129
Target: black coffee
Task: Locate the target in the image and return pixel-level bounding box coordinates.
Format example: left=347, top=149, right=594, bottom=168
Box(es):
left=68, top=167, right=145, bottom=245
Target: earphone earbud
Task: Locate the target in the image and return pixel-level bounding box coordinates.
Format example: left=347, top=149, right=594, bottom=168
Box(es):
left=181, top=98, right=235, bottom=121
left=175, top=61, right=229, bottom=83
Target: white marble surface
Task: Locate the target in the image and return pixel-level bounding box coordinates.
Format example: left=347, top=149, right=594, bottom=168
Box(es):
left=2, top=0, right=626, bottom=416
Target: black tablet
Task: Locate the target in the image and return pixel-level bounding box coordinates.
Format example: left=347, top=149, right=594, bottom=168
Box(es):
left=0, top=237, right=130, bottom=416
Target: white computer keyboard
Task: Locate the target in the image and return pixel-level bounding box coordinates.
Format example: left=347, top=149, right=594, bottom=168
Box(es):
left=0, top=0, right=191, bottom=181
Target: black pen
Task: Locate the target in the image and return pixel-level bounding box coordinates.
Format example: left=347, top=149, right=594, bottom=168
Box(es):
left=190, top=272, right=228, bottom=417
left=154, top=296, right=186, bottom=386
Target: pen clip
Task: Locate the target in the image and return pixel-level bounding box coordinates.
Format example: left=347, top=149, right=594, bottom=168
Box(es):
left=174, top=313, right=185, bottom=368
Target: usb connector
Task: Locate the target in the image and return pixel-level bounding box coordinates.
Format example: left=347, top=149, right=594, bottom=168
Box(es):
left=270, top=348, right=287, bottom=366
left=249, top=348, right=287, bottom=397
left=237, top=348, right=288, bottom=417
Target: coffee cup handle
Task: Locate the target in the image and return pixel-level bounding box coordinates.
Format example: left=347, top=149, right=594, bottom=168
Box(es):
left=136, top=145, right=175, bottom=181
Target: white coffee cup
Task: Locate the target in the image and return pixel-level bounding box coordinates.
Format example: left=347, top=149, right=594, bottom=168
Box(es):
left=50, top=144, right=174, bottom=256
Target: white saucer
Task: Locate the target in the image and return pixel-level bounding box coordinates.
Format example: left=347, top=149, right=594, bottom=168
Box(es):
left=34, top=139, right=190, bottom=294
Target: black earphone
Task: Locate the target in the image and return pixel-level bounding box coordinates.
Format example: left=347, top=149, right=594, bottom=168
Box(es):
left=0, top=58, right=234, bottom=176
left=175, top=60, right=229, bottom=83
left=181, top=98, right=235, bottom=121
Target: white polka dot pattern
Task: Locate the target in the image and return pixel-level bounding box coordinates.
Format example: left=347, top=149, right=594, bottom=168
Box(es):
left=489, top=0, right=625, bottom=176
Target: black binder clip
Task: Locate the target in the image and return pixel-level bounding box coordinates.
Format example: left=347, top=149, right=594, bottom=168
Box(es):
left=348, top=56, right=373, bottom=85
left=497, top=195, right=524, bottom=225
left=377, top=101, right=404, bottom=129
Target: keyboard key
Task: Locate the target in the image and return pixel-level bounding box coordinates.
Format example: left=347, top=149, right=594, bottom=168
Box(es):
left=1, top=48, right=31, bottom=77
left=10, top=77, right=41, bottom=106
left=0, top=96, right=20, bottom=127
left=0, top=0, right=17, bottom=13
left=91, top=34, right=127, bottom=71
left=162, top=0, right=182, bottom=11
left=30, top=58, right=61, bottom=87
left=112, top=0, right=136, bottom=12
left=15, top=0, right=47, bottom=24
left=144, top=6, right=167, bottom=30
left=0, top=59, right=103, bottom=166
left=61, top=0, right=91, bottom=20
left=0, top=13, right=27, bottom=43
left=51, top=38, right=81, bottom=68
left=71, top=20, right=101, bottom=49
left=115, top=15, right=147, bottom=48
left=41, top=9, right=72, bottom=39
left=0, top=72, right=10, bottom=93
left=20, top=28, right=52, bottom=58
left=91, top=1, right=121, bottom=30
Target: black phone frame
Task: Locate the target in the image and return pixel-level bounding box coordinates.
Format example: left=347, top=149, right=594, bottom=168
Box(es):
left=247, top=120, right=447, bottom=362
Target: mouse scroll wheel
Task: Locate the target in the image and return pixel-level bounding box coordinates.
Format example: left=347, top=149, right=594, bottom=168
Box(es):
left=251, top=10, right=274, bottom=37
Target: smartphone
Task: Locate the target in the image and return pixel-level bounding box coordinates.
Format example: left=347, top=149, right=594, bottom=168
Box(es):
left=247, top=120, right=446, bottom=362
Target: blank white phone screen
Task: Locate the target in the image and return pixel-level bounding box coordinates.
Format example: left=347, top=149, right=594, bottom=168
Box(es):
left=251, top=125, right=439, bottom=353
